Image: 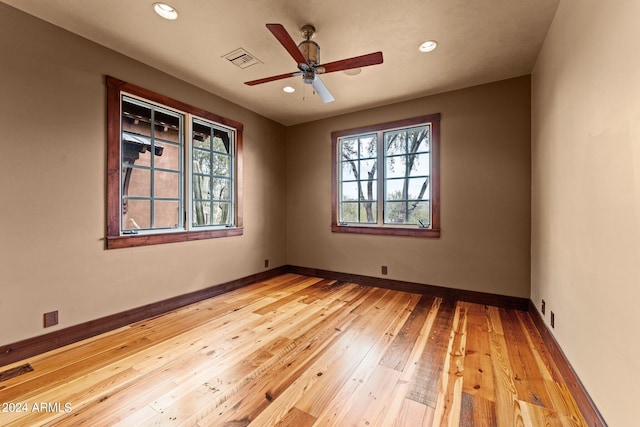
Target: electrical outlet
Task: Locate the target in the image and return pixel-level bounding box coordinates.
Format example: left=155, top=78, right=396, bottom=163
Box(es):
left=550, top=311, right=555, bottom=328
left=44, top=311, right=58, bottom=328
left=541, top=299, right=546, bottom=315
left=264, top=259, right=269, bottom=268
left=381, top=265, right=388, bottom=275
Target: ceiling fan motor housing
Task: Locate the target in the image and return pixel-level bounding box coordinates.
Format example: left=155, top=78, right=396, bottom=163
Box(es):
left=298, top=39, right=320, bottom=67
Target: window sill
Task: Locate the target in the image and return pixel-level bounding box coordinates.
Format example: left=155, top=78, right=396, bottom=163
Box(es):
left=331, top=224, right=440, bottom=238
left=106, top=227, right=244, bottom=249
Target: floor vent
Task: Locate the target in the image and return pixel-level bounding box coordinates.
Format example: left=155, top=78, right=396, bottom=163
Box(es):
left=0, top=363, right=34, bottom=382
left=223, top=48, right=262, bottom=69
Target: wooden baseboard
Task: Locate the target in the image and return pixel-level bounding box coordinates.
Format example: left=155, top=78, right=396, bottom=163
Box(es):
left=0, top=265, right=289, bottom=368
left=527, top=300, right=607, bottom=427
left=287, top=265, right=529, bottom=311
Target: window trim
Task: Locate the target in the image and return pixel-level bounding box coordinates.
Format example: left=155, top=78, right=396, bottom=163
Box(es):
left=331, top=114, right=441, bottom=238
left=106, top=76, right=244, bottom=249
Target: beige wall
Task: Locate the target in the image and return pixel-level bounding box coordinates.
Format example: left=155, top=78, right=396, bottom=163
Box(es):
left=4, top=0, right=634, bottom=422
left=0, top=4, right=287, bottom=346
left=531, top=1, right=640, bottom=424
left=286, top=77, right=532, bottom=298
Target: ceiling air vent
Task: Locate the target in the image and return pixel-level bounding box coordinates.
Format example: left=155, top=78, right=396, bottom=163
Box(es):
left=223, top=48, right=262, bottom=69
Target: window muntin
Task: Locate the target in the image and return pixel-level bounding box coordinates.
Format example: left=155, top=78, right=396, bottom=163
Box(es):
left=332, top=114, right=440, bottom=238
left=191, top=118, right=234, bottom=227
left=121, top=96, right=184, bottom=233
left=339, top=134, right=378, bottom=224
left=106, top=76, right=243, bottom=249
left=382, top=125, right=431, bottom=226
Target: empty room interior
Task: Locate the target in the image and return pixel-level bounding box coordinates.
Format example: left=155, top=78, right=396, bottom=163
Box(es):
left=0, top=0, right=637, bottom=425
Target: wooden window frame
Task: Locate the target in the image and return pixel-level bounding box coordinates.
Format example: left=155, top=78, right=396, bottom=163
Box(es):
left=331, top=114, right=441, bottom=238
left=106, top=76, right=243, bottom=249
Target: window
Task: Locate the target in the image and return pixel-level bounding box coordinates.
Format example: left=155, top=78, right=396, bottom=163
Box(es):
left=106, top=77, right=243, bottom=248
left=331, top=114, right=440, bottom=237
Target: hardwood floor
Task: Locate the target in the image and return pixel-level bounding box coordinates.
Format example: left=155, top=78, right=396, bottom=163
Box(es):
left=0, top=274, right=587, bottom=426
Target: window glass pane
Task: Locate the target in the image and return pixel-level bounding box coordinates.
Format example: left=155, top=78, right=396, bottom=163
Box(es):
left=124, top=167, right=150, bottom=197
left=212, top=202, right=231, bottom=224
left=384, top=201, right=408, bottom=224
left=193, top=201, right=211, bottom=226
left=359, top=202, right=377, bottom=223
left=212, top=177, right=231, bottom=200
left=341, top=157, right=360, bottom=182
left=408, top=152, right=430, bottom=176
left=359, top=159, right=377, bottom=179
left=361, top=180, right=377, bottom=202
left=340, top=202, right=359, bottom=223
left=193, top=134, right=211, bottom=150
left=155, top=143, right=180, bottom=170
left=212, top=136, right=229, bottom=154
left=407, top=177, right=430, bottom=200
left=408, top=201, right=430, bottom=226
left=359, top=136, right=377, bottom=159
left=154, top=171, right=180, bottom=198
left=193, top=175, right=210, bottom=200
left=341, top=139, right=358, bottom=161
left=385, top=178, right=405, bottom=200
left=122, top=101, right=152, bottom=136
left=154, top=200, right=180, bottom=228
left=341, top=161, right=357, bottom=181
left=193, top=148, right=212, bottom=174
left=341, top=181, right=360, bottom=201
left=385, top=131, right=406, bottom=155
left=154, top=110, right=181, bottom=140
left=213, top=154, right=231, bottom=177
left=407, top=126, right=430, bottom=153
left=122, top=135, right=152, bottom=167
left=123, top=199, right=151, bottom=230
left=385, top=156, right=406, bottom=179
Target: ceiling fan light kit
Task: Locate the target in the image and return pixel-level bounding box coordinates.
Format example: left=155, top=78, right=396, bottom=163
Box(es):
left=245, top=23, right=383, bottom=104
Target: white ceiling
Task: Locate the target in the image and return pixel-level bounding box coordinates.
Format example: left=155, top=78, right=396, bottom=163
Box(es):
left=2, top=0, right=559, bottom=126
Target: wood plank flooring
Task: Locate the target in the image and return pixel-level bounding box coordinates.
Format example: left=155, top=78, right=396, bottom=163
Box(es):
left=0, top=274, right=587, bottom=426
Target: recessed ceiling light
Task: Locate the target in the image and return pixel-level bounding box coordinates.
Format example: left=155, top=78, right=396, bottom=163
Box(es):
left=344, top=68, right=362, bottom=76
left=419, top=40, right=438, bottom=53
left=283, top=86, right=295, bottom=93
left=153, top=3, right=178, bottom=20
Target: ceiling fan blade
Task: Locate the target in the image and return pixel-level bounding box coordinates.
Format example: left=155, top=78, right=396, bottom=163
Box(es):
left=266, top=23, right=309, bottom=67
left=320, top=51, right=383, bottom=74
left=244, top=71, right=302, bottom=86
left=311, top=76, right=335, bottom=103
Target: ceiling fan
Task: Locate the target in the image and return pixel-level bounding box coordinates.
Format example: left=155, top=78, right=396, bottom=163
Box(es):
left=244, top=23, right=384, bottom=103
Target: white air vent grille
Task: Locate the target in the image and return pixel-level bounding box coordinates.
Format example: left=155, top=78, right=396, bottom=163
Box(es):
left=223, top=48, right=262, bottom=69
